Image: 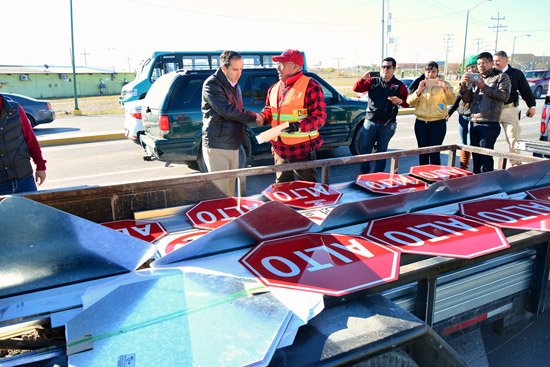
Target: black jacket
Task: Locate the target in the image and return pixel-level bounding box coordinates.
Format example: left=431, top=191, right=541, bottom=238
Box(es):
left=367, top=76, right=405, bottom=124
left=201, top=69, right=256, bottom=150
left=504, top=66, right=536, bottom=107
left=0, top=97, right=33, bottom=182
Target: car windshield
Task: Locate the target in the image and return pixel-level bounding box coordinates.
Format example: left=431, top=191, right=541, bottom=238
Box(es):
left=525, top=71, right=545, bottom=78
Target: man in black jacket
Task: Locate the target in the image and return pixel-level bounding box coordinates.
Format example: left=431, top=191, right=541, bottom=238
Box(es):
left=201, top=51, right=263, bottom=196
left=494, top=51, right=536, bottom=166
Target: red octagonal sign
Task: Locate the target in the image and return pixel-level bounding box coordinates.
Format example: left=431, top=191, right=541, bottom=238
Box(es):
left=459, top=198, right=550, bottom=232
left=239, top=233, right=400, bottom=296
left=355, top=173, right=428, bottom=195
left=101, top=219, right=168, bottom=243
left=526, top=187, right=550, bottom=202
left=185, top=197, right=264, bottom=230
left=364, top=213, right=509, bottom=258
left=409, top=165, right=473, bottom=182
left=262, top=181, right=342, bottom=209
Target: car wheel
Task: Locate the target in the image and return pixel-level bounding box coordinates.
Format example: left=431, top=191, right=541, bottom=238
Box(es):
left=349, top=121, right=364, bottom=155
left=534, top=86, right=542, bottom=99
left=197, top=145, right=247, bottom=173
left=26, top=114, right=37, bottom=128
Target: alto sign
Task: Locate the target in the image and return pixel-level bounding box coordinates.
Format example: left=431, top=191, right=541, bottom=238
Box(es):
left=459, top=198, right=550, bottom=232
left=156, top=230, right=210, bottom=257
left=239, top=233, right=400, bottom=296
left=363, top=213, right=509, bottom=258
left=409, top=165, right=473, bottom=181
left=262, top=181, right=342, bottom=209
left=185, top=197, right=264, bottom=230
left=526, top=187, right=550, bottom=202
left=355, top=173, right=428, bottom=195
left=101, top=219, right=168, bottom=243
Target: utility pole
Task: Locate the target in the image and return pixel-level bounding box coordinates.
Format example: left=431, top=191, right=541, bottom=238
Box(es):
left=69, top=0, right=81, bottom=115
left=473, top=38, right=483, bottom=54
left=80, top=49, right=90, bottom=66
left=126, top=55, right=133, bottom=72
left=443, top=34, right=454, bottom=76
left=489, top=12, right=507, bottom=53
left=381, top=0, right=385, bottom=61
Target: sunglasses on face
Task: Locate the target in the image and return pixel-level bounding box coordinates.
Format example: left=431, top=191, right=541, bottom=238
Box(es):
left=381, top=65, right=393, bottom=69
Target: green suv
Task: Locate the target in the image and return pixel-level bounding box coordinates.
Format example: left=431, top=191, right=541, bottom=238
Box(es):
left=140, top=68, right=367, bottom=171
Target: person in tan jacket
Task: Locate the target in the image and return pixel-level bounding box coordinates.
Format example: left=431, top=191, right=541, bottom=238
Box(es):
left=407, top=61, right=456, bottom=165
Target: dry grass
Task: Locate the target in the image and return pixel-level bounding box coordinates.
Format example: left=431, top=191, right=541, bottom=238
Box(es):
left=51, top=95, right=123, bottom=117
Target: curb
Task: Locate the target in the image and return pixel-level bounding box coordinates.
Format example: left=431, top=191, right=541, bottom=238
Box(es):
left=38, top=131, right=125, bottom=147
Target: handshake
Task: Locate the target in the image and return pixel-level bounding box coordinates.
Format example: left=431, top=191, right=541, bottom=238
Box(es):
left=256, top=113, right=266, bottom=126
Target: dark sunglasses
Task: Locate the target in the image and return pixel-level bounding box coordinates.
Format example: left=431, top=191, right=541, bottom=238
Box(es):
left=381, top=65, right=393, bottom=69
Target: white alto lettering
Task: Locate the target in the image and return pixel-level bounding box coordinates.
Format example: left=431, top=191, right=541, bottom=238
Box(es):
left=272, top=191, right=292, bottom=201
left=132, top=224, right=151, bottom=236
left=261, top=256, right=300, bottom=277
left=384, top=231, right=425, bottom=246
left=196, top=211, right=217, bottom=223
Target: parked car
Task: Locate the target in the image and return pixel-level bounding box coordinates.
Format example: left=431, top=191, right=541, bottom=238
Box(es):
left=140, top=68, right=368, bottom=171
left=2, top=93, right=55, bottom=127
left=524, top=69, right=550, bottom=99
left=123, top=99, right=144, bottom=146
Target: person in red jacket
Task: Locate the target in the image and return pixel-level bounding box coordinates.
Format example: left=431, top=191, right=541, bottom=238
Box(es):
left=260, top=50, right=326, bottom=183
left=0, top=94, right=46, bottom=195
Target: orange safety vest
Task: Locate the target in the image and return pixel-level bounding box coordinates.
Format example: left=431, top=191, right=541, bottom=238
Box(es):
left=269, top=75, right=319, bottom=145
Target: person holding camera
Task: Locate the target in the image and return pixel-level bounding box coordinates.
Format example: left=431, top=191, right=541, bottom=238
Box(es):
left=460, top=52, right=511, bottom=173
left=260, top=50, right=326, bottom=183
left=352, top=57, right=409, bottom=174
left=407, top=61, right=456, bottom=165
left=447, top=54, right=478, bottom=170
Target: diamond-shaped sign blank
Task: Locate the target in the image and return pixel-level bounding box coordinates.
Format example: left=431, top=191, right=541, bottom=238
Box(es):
left=364, top=213, right=509, bottom=258
left=240, top=233, right=400, bottom=296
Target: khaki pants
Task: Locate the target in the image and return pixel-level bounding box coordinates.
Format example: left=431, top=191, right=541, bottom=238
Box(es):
left=203, top=146, right=239, bottom=197
left=500, top=106, right=521, bottom=165
left=274, top=151, right=318, bottom=183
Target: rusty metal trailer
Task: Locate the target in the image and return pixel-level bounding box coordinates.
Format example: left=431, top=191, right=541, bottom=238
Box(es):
left=1, top=144, right=550, bottom=366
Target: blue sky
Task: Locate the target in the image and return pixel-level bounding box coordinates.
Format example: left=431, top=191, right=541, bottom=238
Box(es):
left=6, top=0, right=549, bottom=71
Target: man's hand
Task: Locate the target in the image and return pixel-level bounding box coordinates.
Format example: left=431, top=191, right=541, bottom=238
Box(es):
left=362, top=71, right=371, bottom=81
left=256, top=113, right=266, bottom=126
left=526, top=107, right=536, bottom=118
left=283, top=122, right=300, bottom=133
left=35, top=170, right=46, bottom=186
left=472, top=79, right=486, bottom=89
left=388, top=96, right=402, bottom=106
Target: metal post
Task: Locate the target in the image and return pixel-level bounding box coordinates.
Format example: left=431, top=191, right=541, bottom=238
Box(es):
left=461, top=9, right=469, bottom=76
left=381, top=0, right=385, bottom=61
left=70, top=0, right=81, bottom=115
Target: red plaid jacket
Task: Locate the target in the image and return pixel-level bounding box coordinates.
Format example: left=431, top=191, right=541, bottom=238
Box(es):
left=262, top=72, right=326, bottom=160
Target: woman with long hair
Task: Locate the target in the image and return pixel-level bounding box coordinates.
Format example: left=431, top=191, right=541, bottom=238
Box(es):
left=407, top=61, right=456, bottom=165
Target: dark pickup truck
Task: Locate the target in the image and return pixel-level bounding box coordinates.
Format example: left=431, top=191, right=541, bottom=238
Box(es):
left=140, top=69, right=368, bottom=171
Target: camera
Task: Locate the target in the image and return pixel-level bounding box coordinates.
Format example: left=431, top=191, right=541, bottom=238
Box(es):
left=467, top=73, right=482, bottom=82
left=370, top=71, right=380, bottom=78
left=425, top=79, right=438, bottom=87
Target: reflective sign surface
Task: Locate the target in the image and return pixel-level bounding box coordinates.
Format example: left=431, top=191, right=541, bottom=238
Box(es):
left=355, top=173, right=428, bottom=195
left=526, top=186, right=550, bottom=202
left=240, top=233, right=400, bottom=296
left=262, top=180, right=343, bottom=209
left=409, top=164, right=473, bottom=182
left=185, top=197, right=264, bottom=230
left=101, top=219, right=168, bottom=243
left=364, top=213, right=509, bottom=258
left=459, top=198, right=550, bottom=232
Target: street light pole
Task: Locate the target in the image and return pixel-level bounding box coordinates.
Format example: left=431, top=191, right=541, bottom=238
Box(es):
left=461, top=0, right=491, bottom=76
left=70, top=0, right=81, bottom=115
left=511, top=34, right=530, bottom=66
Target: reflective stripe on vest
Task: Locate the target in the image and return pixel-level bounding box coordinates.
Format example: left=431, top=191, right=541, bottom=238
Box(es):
left=269, top=75, right=319, bottom=145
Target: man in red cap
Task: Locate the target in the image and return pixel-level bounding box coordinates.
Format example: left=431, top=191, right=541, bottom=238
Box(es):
left=260, top=50, right=326, bottom=183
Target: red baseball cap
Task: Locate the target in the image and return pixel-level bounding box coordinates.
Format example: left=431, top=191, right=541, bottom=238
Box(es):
left=273, top=50, right=304, bottom=67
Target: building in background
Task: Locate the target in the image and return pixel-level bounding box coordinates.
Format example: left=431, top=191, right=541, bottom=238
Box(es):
left=0, top=65, right=135, bottom=99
